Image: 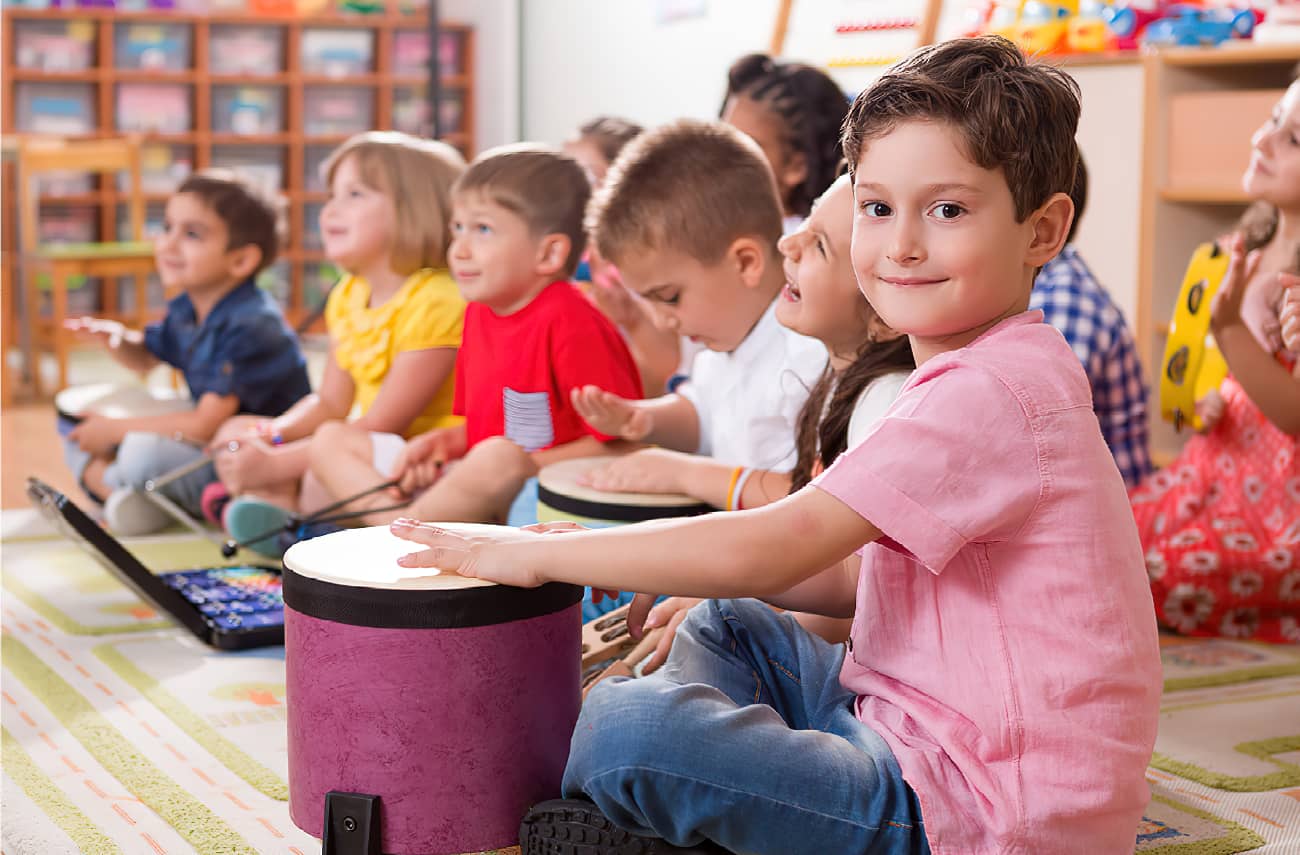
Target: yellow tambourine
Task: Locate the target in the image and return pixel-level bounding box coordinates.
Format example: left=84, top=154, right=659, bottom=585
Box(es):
left=1160, top=241, right=1230, bottom=432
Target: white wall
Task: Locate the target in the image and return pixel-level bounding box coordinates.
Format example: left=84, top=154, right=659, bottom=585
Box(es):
left=443, top=0, right=521, bottom=150
left=521, top=0, right=780, bottom=144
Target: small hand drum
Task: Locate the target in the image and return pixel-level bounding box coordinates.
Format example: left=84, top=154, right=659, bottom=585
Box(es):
left=55, top=382, right=189, bottom=437
left=537, top=456, right=713, bottom=528
left=1159, top=242, right=1230, bottom=432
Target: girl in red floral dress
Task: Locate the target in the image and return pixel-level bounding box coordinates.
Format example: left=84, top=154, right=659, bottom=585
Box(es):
left=1130, top=80, right=1300, bottom=643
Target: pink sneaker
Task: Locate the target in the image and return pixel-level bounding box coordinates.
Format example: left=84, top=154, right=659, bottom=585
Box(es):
left=200, top=481, right=231, bottom=527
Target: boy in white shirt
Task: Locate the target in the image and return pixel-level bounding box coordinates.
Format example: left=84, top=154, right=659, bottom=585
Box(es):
left=573, top=120, right=827, bottom=508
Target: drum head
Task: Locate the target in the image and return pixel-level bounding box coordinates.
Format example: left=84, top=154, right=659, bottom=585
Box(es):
left=538, top=456, right=712, bottom=510
left=55, top=383, right=189, bottom=421
left=283, top=523, right=511, bottom=590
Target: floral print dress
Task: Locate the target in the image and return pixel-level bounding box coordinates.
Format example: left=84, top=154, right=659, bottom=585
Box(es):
left=1130, top=365, right=1299, bottom=643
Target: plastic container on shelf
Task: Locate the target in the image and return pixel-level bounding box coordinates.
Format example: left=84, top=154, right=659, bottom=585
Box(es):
left=300, top=27, right=374, bottom=77
left=304, top=144, right=335, bottom=191
left=115, top=202, right=167, bottom=241
left=212, top=85, right=285, bottom=135
left=210, top=145, right=285, bottom=195
left=116, top=84, right=193, bottom=134
left=116, top=273, right=168, bottom=315
left=439, top=29, right=464, bottom=75
left=16, top=82, right=96, bottom=134
left=13, top=19, right=95, bottom=71
left=303, top=202, right=325, bottom=250
left=392, top=85, right=431, bottom=137
left=303, top=86, right=373, bottom=136
left=131, top=144, right=194, bottom=194
left=439, top=89, right=463, bottom=134
left=37, top=205, right=96, bottom=244
left=113, top=21, right=192, bottom=71
left=35, top=171, right=95, bottom=197
left=392, top=29, right=430, bottom=76
left=209, top=24, right=283, bottom=75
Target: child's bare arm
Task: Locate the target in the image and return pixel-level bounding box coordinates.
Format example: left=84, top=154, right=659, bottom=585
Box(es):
left=392, top=484, right=879, bottom=599
left=63, top=317, right=158, bottom=374
left=583, top=448, right=791, bottom=509
left=353, top=347, right=457, bottom=436
left=530, top=435, right=613, bottom=471
left=69, top=391, right=240, bottom=456
left=260, top=350, right=356, bottom=445
left=571, top=386, right=701, bottom=452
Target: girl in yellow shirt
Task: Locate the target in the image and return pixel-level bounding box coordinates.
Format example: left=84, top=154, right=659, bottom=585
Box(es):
left=211, top=131, right=466, bottom=554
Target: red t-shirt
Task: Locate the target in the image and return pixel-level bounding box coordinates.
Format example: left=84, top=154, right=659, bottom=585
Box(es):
left=454, top=281, right=643, bottom=451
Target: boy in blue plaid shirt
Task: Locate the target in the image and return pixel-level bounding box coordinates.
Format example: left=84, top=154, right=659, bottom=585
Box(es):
left=1030, top=156, right=1152, bottom=487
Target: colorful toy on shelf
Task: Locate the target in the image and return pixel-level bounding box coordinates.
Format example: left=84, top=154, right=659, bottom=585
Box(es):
left=987, top=0, right=1030, bottom=37
left=1010, top=0, right=1081, bottom=53
left=337, top=0, right=384, bottom=13
left=1103, top=0, right=1171, bottom=49
left=1067, top=0, right=1119, bottom=50
left=1159, top=242, right=1231, bottom=433
left=13, top=21, right=94, bottom=70
left=962, top=0, right=997, bottom=36
left=1141, top=4, right=1257, bottom=46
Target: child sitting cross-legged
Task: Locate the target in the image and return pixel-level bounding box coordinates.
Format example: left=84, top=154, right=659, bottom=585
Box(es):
left=393, top=36, right=1162, bottom=855
left=304, top=145, right=644, bottom=528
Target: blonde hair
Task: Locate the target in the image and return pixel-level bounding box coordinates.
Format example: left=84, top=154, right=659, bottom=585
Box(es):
left=323, top=131, right=466, bottom=275
left=588, top=119, right=783, bottom=266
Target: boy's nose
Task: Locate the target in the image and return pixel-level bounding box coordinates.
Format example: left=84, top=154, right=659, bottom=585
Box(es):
left=887, top=224, right=926, bottom=265
left=777, top=233, right=800, bottom=260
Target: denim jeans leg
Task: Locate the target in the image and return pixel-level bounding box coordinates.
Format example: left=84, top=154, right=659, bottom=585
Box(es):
left=565, top=598, right=929, bottom=855
left=103, top=432, right=216, bottom=518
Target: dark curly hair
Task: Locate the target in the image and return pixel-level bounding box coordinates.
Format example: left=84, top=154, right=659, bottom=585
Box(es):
left=721, top=53, right=849, bottom=219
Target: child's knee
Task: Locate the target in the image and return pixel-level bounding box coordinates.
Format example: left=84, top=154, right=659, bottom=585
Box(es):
left=567, top=678, right=680, bottom=786
left=308, top=420, right=362, bottom=465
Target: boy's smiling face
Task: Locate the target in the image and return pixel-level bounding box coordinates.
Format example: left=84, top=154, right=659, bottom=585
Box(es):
left=154, top=192, right=258, bottom=295
left=850, top=119, right=1069, bottom=363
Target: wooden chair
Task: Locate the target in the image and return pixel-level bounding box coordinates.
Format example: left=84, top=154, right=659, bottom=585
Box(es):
left=17, top=136, right=157, bottom=396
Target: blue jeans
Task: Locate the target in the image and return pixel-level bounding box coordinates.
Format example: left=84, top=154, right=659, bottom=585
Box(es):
left=565, top=599, right=930, bottom=855
left=63, top=431, right=214, bottom=517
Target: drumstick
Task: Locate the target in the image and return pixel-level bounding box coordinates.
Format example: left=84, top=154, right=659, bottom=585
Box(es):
left=582, top=626, right=667, bottom=700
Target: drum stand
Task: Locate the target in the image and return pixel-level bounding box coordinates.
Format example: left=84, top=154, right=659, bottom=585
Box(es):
left=322, top=791, right=382, bottom=855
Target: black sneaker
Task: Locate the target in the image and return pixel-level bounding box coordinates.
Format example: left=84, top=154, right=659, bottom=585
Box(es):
left=520, top=799, right=729, bottom=855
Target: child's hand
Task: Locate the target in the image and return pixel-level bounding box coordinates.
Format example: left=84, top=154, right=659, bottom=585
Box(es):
left=389, top=429, right=459, bottom=497
left=213, top=436, right=279, bottom=494
left=632, top=595, right=701, bottom=673
left=585, top=263, right=647, bottom=331
left=1281, top=275, right=1300, bottom=354
left=68, top=415, right=122, bottom=457
left=580, top=448, right=690, bottom=496
left=391, top=519, right=544, bottom=586
left=1194, top=389, right=1225, bottom=434
left=1210, top=236, right=1263, bottom=337
left=572, top=386, right=652, bottom=441
left=63, top=316, right=126, bottom=350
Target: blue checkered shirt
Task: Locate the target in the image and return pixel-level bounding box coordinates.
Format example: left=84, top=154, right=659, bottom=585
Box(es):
left=1031, top=245, right=1153, bottom=488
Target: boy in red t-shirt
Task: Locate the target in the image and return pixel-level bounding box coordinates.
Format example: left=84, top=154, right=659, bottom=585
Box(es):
left=310, top=145, right=643, bottom=525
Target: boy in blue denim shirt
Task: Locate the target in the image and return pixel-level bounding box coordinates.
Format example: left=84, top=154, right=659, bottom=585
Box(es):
left=63, top=171, right=311, bottom=535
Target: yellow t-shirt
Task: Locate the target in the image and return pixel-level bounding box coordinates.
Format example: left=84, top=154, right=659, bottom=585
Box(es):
left=325, top=268, right=465, bottom=438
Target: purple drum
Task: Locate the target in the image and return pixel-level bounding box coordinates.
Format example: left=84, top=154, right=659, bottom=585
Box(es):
left=283, top=525, right=583, bottom=854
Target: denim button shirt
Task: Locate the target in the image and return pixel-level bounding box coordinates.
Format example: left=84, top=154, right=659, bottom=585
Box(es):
left=144, top=279, right=311, bottom=417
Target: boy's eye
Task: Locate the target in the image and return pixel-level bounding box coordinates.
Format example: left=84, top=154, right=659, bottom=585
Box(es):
left=930, top=202, right=964, bottom=220
left=815, top=236, right=827, bottom=257
left=475, top=224, right=491, bottom=235
left=861, top=201, right=892, bottom=218
left=659, top=292, right=680, bottom=306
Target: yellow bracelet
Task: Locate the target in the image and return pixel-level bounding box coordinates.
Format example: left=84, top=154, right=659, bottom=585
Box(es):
left=724, top=466, right=744, bottom=511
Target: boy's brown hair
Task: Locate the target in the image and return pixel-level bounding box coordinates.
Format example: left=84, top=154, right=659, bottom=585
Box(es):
left=588, top=119, right=784, bottom=266
left=176, top=170, right=286, bottom=276
left=843, top=35, right=1080, bottom=222
left=453, top=144, right=591, bottom=276
left=323, top=131, right=466, bottom=275
left=577, top=116, right=644, bottom=166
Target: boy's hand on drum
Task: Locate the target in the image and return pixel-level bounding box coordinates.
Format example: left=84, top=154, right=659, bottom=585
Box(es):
left=572, top=386, right=652, bottom=441
left=68, top=414, right=122, bottom=456
left=580, top=448, right=690, bottom=495
left=1194, top=389, right=1225, bottom=434
left=1281, top=275, right=1300, bottom=353
left=63, top=316, right=126, bottom=350
left=1210, top=236, right=1262, bottom=337
left=391, top=519, right=545, bottom=587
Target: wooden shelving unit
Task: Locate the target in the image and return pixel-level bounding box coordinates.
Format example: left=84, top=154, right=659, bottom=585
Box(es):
left=1136, top=44, right=1299, bottom=465
left=1, top=3, right=474, bottom=329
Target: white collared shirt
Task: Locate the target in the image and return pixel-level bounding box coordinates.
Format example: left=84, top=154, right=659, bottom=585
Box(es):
left=677, top=301, right=827, bottom=470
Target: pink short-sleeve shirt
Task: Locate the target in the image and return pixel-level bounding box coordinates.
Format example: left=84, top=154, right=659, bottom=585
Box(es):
left=813, top=312, right=1161, bottom=855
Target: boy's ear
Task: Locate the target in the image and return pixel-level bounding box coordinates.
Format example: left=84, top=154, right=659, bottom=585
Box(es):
left=729, top=236, right=768, bottom=289
left=225, top=244, right=263, bottom=281
left=1025, top=192, right=1074, bottom=268
left=534, top=234, right=572, bottom=278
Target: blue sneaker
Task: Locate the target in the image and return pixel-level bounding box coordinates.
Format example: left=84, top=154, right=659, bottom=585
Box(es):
left=223, top=497, right=293, bottom=559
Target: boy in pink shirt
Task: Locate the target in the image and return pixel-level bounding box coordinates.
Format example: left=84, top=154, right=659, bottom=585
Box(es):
left=391, top=36, right=1162, bottom=855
